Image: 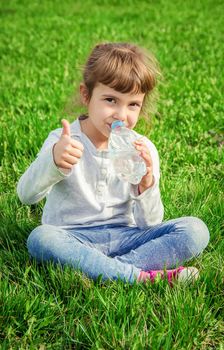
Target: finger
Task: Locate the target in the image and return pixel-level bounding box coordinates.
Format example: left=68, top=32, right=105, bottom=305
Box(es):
left=70, top=139, right=84, bottom=151
left=140, top=151, right=152, bottom=167
left=135, top=143, right=151, bottom=156
left=58, top=161, right=73, bottom=170
left=62, top=154, right=80, bottom=166
left=145, top=166, right=153, bottom=176
left=67, top=147, right=83, bottom=159
left=61, top=119, right=71, bottom=137
left=141, top=166, right=153, bottom=178
left=134, top=137, right=145, bottom=145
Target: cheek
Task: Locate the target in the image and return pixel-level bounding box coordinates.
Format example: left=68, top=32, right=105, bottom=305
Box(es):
left=99, top=106, right=115, bottom=119
left=128, top=114, right=139, bottom=128
left=88, top=103, right=103, bottom=119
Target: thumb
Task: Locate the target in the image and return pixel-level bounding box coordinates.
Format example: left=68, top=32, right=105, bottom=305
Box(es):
left=61, top=119, right=71, bottom=137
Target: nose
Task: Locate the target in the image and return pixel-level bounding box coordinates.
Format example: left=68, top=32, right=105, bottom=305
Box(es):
left=114, top=107, right=127, bottom=122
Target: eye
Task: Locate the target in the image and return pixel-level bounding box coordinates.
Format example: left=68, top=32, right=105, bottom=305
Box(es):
left=130, top=103, right=141, bottom=109
left=105, top=97, right=116, bottom=103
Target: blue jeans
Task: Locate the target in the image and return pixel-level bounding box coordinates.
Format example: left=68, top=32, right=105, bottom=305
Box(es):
left=27, top=217, right=209, bottom=283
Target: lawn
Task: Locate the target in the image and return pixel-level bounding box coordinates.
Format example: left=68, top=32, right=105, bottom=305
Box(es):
left=0, top=0, right=224, bottom=348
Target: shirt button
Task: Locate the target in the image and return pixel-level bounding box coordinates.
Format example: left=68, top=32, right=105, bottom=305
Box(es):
left=96, top=186, right=101, bottom=191
left=101, top=169, right=107, bottom=176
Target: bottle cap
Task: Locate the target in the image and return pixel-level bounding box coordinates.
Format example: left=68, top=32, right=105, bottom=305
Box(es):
left=111, top=121, right=124, bottom=130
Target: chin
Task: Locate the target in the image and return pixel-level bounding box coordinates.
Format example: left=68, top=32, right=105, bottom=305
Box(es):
left=104, top=125, right=111, bottom=136
left=103, top=131, right=110, bottom=139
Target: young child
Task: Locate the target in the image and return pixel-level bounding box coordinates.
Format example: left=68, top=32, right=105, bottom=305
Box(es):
left=17, top=42, right=210, bottom=285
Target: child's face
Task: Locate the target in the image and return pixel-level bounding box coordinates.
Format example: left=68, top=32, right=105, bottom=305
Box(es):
left=81, top=83, right=145, bottom=141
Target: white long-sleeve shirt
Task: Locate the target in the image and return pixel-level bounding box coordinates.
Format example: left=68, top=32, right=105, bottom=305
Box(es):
left=17, top=118, right=164, bottom=229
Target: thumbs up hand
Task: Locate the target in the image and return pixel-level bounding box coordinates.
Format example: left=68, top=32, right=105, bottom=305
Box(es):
left=53, top=119, right=84, bottom=170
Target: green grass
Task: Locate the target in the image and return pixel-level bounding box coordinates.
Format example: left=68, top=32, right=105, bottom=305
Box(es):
left=0, top=0, right=224, bottom=348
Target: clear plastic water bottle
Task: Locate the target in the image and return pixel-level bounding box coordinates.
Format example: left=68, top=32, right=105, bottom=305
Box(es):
left=108, top=121, right=147, bottom=184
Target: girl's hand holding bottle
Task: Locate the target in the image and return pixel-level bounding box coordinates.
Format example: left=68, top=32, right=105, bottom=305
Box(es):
left=108, top=121, right=154, bottom=191
left=53, top=119, right=84, bottom=170
left=134, top=139, right=154, bottom=194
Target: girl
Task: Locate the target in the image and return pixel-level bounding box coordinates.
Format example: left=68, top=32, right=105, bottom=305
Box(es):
left=17, top=42, right=209, bottom=284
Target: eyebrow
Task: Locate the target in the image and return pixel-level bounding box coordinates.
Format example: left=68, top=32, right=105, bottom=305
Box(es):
left=102, top=94, right=143, bottom=104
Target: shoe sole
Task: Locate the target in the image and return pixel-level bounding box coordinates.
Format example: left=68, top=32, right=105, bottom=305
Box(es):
left=177, top=267, right=199, bottom=282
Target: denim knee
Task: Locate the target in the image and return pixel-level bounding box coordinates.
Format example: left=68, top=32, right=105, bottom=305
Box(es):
left=184, top=216, right=210, bottom=255
left=27, top=224, right=55, bottom=260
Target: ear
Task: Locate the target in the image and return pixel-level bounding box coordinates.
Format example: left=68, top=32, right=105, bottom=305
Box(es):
left=80, top=83, right=90, bottom=105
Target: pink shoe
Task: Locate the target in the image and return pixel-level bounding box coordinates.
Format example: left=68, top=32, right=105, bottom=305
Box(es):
left=138, top=266, right=199, bottom=285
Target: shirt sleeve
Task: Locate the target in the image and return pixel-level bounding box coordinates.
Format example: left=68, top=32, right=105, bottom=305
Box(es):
left=130, top=137, right=164, bottom=228
left=17, top=129, right=71, bottom=205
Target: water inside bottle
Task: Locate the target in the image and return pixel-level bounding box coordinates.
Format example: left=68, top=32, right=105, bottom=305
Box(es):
left=112, top=152, right=147, bottom=185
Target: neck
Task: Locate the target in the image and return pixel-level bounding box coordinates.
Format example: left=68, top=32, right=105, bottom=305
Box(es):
left=79, top=118, right=108, bottom=149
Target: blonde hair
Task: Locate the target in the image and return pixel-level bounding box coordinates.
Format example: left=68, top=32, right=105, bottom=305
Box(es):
left=82, top=42, right=161, bottom=119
